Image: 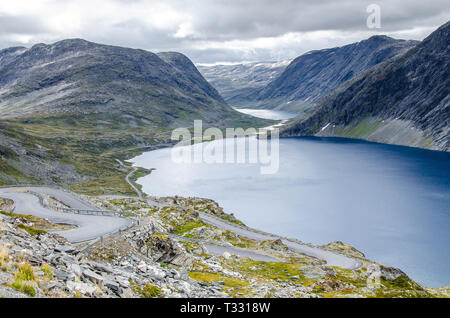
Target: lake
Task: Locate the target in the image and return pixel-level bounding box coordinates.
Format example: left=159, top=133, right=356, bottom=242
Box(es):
left=130, top=136, right=450, bottom=288
left=234, top=108, right=296, bottom=120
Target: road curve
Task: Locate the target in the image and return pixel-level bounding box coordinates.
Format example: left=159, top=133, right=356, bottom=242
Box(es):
left=116, top=159, right=143, bottom=199
left=10, top=187, right=99, bottom=210
left=5, top=186, right=361, bottom=268
left=203, top=243, right=281, bottom=262
left=199, top=212, right=362, bottom=270
left=0, top=188, right=132, bottom=243
left=126, top=167, right=143, bottom=199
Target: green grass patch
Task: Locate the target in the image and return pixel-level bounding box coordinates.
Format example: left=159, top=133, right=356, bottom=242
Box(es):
left=189, top=271, right=249, bottom=289
left=217, top=213, right=246, bottom=227
left=236, top=260, right=311, bottom=285
left=18, top=224, right=47, bottom=236
left=10, top=263, right=36, bottom=297
left=133, top=283, right=162, bottom=298
left=41, top=263, right=53, bottom=280
left=174, top=221, right=205, bottom=236
left=0, top=210, right=35, bottom=219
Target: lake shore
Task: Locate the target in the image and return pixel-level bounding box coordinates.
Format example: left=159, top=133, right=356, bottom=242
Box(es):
left=130, top=136, right=450, bottom=288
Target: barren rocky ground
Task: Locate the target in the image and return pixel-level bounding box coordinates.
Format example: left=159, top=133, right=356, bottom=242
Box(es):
left=1, top=192, right=447, bottom=298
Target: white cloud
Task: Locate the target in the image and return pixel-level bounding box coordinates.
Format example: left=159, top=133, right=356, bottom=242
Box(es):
left=0, top=0, right=449, bottom=63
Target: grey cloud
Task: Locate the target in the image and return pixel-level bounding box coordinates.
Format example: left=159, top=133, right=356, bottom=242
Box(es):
left=167, top=0, right=450, bottom=40
left=0, top=14, right=49, bottom=35
left=0, top=0, right=449, bottom=63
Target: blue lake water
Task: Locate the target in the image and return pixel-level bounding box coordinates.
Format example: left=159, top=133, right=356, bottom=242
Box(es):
left=130, top=136, right=450, bottom=287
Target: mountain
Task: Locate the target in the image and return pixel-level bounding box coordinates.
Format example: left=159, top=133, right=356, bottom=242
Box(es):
left=249, top=36, right=418, bottom=115
left=280, top=21, right=450, bottom=151
left=197, top=60, right=291, bottom=107
left=0, top=39, right=270, bottom=190
left=0, top=39, right=258, bottom=126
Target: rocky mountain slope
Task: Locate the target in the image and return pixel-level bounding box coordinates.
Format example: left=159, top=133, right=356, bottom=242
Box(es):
left=1, top=193, right=446, bottom=299
left=280, top=21, right=450, bottom=151
left=0, top=39, right=255, bottom=126
left=0, top=39, right=270, bottom=190
left=245, top=36, right=417, bottom=115
left=197, top=60, right=291, bottom=107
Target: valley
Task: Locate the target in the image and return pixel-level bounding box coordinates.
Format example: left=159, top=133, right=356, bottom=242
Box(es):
left=0, top=19, right=449, bottom=299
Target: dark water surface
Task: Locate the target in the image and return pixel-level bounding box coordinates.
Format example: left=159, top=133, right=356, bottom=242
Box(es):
left=131, top=136, right=450, bottom=287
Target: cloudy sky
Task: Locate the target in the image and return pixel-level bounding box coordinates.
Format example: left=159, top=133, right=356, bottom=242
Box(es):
left=0, top=0, right=449, bottom=64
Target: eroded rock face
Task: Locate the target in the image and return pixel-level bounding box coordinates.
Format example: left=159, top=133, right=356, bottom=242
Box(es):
left=124, top=220, right=192, bottom=268
left=312, top=279, right=356, bottom=293
left=379, top=265, right=407, bottom=282
left=321, top=241, right=365, bottom=258
left=126, top=223, right=156, bottom=251
left=281, top=22, right=450, bottom=151
left=259, top=239, right=290, bottom=253
left=146, top=234, right=178, bottom=263
left=0, top=212, right=221, bottom=299
left=0, top=198, right=14, bottom=213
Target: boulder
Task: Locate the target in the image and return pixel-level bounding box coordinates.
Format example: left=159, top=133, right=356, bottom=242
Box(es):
left=53, top=269, right=75, bottom=282
left=116, top=276, right=131, bottom=289
left=104, top=279, right=122, bottom=296
left=170, top=254, right=193, bottom=268
left=145, top=234, right=182, bottom=263
left=83, top=269, right=104, bottom=285
left=54, top=245, right=77, bottom=254
left=69, top=263, right=83, bottom=278
left=67, top=281, right=97, bottom=296
left=379, top=265, right=407, bottom=281
left=222, top=252, right=232, bottom=260
left=301, top=266, right=326, bottom=280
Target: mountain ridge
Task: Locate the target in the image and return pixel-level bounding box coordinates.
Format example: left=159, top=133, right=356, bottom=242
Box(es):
left=250, top=35, right=419, bottom=114
left=0, top=38, right=258, bottom=127
left=280, top=21, right=450, bottom=151
left=0, top=38, right=271, bottom=190
left=197, top=60, right=291, bottom=107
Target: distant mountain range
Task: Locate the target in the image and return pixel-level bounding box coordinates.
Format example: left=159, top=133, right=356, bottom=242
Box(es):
left=197, top=60, right=291, bottom=107
left=281, top=21, right=450, bottom=151
left=253, top=36, right=418, bottom=114
left=200, top=36, right=417, bottom=116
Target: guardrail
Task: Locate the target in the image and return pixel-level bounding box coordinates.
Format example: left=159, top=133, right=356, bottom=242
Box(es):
left=15, top=189, right=138, bottom=217
left=44, top=205, right=137, bottom=217
left=198, top=211, right=321, bottom=249
left=3, top=185, right=354, bottom=260
left=77, top=218, right=139, bottom=253
left=199, top=211, right=366, bottom=260
left=0, top=186, right=140, bottom=253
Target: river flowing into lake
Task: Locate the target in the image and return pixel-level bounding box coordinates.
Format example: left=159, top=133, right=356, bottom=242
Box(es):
left=130, top=133, right=450, bottom=288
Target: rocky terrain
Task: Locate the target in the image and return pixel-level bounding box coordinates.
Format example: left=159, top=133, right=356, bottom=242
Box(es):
left=1, top=192, right=447, bottom=298
left=280, top=21, right=450, bottom=151
left=197, top=60, right=291, bottom=107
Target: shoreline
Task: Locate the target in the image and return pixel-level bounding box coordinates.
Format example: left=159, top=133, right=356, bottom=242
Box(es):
left=128, top=136, right=450, bottom=288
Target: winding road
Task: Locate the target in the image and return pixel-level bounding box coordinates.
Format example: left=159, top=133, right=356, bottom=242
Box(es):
left=0, top=186, right=362, bottom=269
left=0, top=188, right=132, bottom=243
left=116, top=159, right=143, bottom=199
left=199, top=212, right=362, bottom=269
